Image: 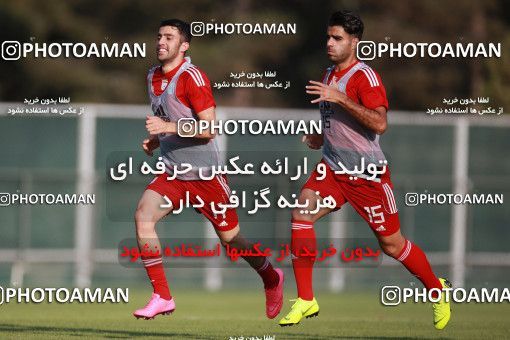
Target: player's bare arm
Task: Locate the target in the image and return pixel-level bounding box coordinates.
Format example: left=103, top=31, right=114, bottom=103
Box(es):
left=306, top=80, right=387, bottom=134
left=193, top=106, right=216, bottom=139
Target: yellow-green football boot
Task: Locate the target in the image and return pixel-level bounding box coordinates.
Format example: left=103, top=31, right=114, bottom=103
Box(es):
left=279, top=298, right=319, bottom=326
left=433, top=278, right=452, bottom=330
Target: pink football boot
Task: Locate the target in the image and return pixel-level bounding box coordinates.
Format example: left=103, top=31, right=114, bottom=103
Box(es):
left=265, top=268, right=284, bottom=319
left=133, top=293, right=175, bottom=320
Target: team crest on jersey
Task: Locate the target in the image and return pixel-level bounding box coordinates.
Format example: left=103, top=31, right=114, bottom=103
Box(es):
left=161, top=79, right=168, bottom=91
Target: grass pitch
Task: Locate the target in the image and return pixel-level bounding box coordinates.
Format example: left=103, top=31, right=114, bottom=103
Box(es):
left=0, top=289, right=508, bottom=339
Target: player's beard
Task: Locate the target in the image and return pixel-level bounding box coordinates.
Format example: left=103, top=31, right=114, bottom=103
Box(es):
left=328, top=48, right=350, bottom=64
left=157, top=47, right=179, bottom=65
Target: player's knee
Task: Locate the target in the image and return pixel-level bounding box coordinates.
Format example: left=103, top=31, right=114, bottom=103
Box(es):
left=219, top=233, right=236, bottom=247
left=219, top=236, right=232, bottom=247
left=291, top=208, right=314, bottom=223
left=217, top=227, right=240, bottom=246
left=379, top=239, right=405, bottom=258
left=134, top=206, right=157, bottom=226
left=380, top=243, right=400, bottom=258
left=377, top=231, right=406, bottom=258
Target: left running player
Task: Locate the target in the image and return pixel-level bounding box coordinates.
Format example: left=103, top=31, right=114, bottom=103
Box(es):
left=132, top=19, right=283, bottom=320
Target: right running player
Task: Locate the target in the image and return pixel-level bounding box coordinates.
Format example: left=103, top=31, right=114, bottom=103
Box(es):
left=278, top=10, right=451, bottom=330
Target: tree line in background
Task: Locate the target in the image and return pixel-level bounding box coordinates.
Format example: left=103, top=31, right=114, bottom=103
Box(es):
left=0, top=0, right=508, bottom=112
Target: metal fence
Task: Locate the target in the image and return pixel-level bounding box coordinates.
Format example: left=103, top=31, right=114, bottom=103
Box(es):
left=0, top=103, right=509, bottom=290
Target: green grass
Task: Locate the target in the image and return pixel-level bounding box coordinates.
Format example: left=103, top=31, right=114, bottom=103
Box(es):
left=0, top=289, right=509, bottom=339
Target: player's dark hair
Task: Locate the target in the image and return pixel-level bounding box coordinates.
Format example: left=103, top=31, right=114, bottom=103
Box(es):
left=160, top=19, right=192, bottom=43
left=328, top=10, right=364, bottom=40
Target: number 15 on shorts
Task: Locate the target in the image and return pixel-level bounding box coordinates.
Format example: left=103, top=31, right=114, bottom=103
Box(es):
left=364, top=205, right=385, bottom=224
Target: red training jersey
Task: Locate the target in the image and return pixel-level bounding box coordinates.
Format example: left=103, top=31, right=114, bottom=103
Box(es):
left=324, top=60, right=388, bottom=110
left=150, top=59, right=216, bottom=113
